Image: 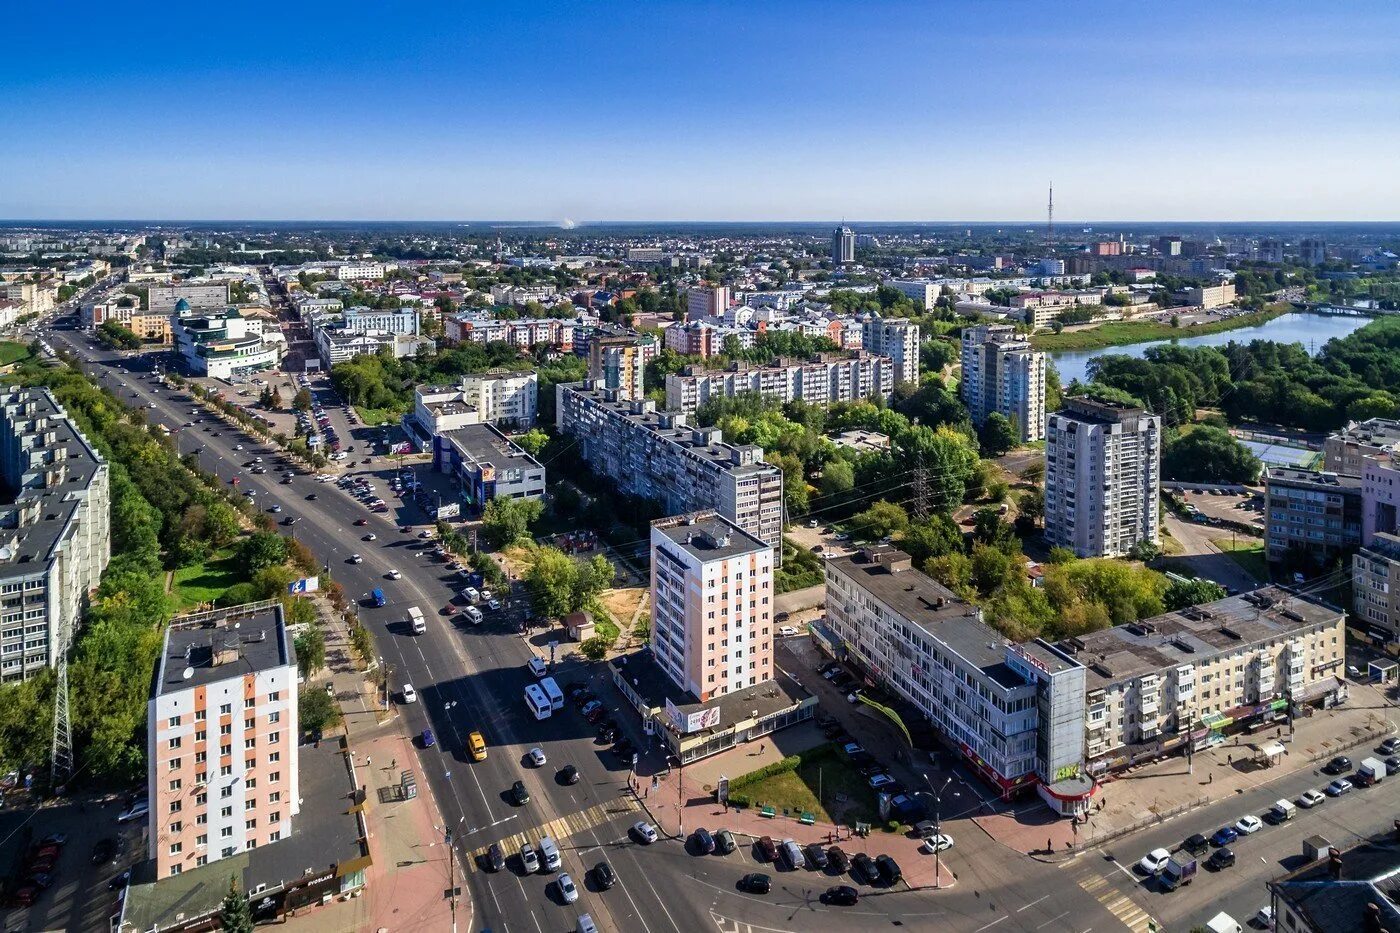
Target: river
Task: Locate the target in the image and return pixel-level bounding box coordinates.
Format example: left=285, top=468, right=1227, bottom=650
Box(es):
left=1048, top=312, right=1371, bottom=384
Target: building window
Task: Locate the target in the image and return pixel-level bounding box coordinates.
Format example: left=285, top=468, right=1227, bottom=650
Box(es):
left=269, top=691, right=279, bottom=702
left=245, top=698, right=255, bottom=709
left=168, top=757, right=181, bottom=771
left=196, top=855, right=207, bottom=867
left=169, top=779, right=181, bottom=791
left=167, top=737, right=181, bottom=750
left=169, top=864, right=182, bottom=877
left=196, top=833, right=207, bottom=845
left=219, top=704, right=231, bottom=715
left=168, top=716, right=181, bottom=727
left=169, top=801, right=181, bottom=813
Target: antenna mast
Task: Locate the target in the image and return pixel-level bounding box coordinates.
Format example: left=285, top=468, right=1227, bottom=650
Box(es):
left=1046, top=182, right=1055, bottom=254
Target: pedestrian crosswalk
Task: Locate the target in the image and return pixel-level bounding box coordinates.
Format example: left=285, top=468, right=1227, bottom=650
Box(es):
left=1068, top=870, right=1159, bottom=932
left=463, top=794, right=645, bottom=872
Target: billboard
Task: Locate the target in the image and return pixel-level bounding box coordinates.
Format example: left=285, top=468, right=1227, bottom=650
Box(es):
left=288, top=576, right=320, bottom=594
left=434, top=502, right=461, bottom=520
left=390, top=441, right=414, bottom=455
left=664, top=697, right=723, bottom=734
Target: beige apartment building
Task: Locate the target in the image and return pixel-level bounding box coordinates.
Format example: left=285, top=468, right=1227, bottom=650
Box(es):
left=1354, top=532, right=1400, bottom=643
left=1062, top=587, right=1345, bottom=774
left=649, top=512, right=774, bottom=701
left=147, top=603, right=300, bottom=878
left=1185, top=282, right=1237, bottom=309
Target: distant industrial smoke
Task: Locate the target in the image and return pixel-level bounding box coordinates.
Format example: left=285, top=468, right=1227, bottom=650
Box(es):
left=558, top=217, right=577, bottom=229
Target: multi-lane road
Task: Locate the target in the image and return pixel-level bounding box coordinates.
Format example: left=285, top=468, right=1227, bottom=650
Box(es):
left=35, top=313, right=1400, bottom=933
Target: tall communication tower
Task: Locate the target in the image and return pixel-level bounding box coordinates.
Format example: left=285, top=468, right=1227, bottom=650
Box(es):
left=1046, top=182, right=1055, bottom=254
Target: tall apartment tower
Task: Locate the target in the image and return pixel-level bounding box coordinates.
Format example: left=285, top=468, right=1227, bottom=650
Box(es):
left=586, top=326, right=655, bottom=401
left=147, top=604, right=300, bottom=878
left=650, top=512, right=774, bottom=702
left=960, top=324, right=1047, bottom=443
left=685, top=286, right=730, bottom=322
left=1044, top=397, right=1161, bottom=558
left=832, top=226, right=856, bottom=266
left=859, top=312, right=920, bottom=385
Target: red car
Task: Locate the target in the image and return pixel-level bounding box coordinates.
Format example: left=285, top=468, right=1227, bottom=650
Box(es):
left=354, top=519, right=368, bottom=526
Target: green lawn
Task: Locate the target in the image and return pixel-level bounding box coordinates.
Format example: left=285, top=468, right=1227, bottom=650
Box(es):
left=354, top=406, right=403, bottom=426
left=0, top=342, right=32, bottom=367
left=1213, top=536, right=1269, bottom=581
left=736, top=750, right=880, bottom=826
left=173, top=547, right=246, bottom=609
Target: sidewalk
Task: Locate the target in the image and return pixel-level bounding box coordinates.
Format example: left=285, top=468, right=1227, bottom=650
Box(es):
left=284, top=603, right=459, bottom=932
left=974, top=680, right=1398, bottom=860
left=635, top=732, right=955, bottom=890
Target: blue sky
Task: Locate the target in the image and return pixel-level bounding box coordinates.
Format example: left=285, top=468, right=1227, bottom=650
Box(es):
left=3, top=1, right=1399, bottom=221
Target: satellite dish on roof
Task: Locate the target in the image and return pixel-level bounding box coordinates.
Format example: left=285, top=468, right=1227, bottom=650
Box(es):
left=182, top=667, right=194, bottom=680
left=0, top=547, right=10, bottom=561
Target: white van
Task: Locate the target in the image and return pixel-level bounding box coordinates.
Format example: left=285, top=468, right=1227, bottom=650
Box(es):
left=527, top=657, right=548, bottom=678
left=1269, top=798, right=1296, bottom=822
left=461, top=586, right=480, bottom=604
left=538, top=836, right=561, bottom=872
left=463, top=606, right=483, bottom=625
left=407, top=606, right=426, bottom=635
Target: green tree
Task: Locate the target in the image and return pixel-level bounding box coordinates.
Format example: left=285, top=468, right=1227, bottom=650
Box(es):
left=293, top=388, right=313, bottom=412
left=526, top=547, right=581, bottom=620
left=925, top=551, right=973, bottom=597
left=515, top=429, right=549, bottom=457
left=818, top=458, right=855, bottom=499
left=580, top=636, right=611, bottom=661
left=1015, top=487, right=1044, bottom=532
left=852, top=500, right=909, bottom=541
left=239, top=532, right=289, bottom=572
left=482, top=497, right=543, bottom=548
left=294, top=626, right=327, bottom=676
left=979, top=412, right=1018, bottom=457
left=220, top=878, right=255, bottom=933
left=1163, top=578, right=1227, bottom=611
left=1162, top=426, right=1261, bottom=485
left=269, top=386, right=284, bottom=410
left=898, top=514, right=962, bottom=563
left=896, top=425, right=978, bottom=513
left=298, top=687, right=341, bottom=736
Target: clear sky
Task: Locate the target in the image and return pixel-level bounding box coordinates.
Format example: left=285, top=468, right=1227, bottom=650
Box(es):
left=4, top=1, right=1399, bottom=221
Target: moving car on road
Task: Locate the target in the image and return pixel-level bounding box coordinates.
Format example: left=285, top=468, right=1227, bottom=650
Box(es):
left=740, top=873, right=771, bottom=894
left=632, top=821, right=658, bottom=844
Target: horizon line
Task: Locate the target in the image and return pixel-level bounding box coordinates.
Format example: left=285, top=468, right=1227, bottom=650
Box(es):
left=3, top=218, right=1400, bottom=227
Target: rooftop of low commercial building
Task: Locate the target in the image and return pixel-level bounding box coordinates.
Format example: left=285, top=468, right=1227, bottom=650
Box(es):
left=155, top=603, right=293, bottom=696
left=1361, top=532, right=1400, bottom=561
left=1064, top=586, right=1343, bottom=691
left=438, top=422, right=541, bottom=474
left=610, top=647, right=810, bottom=736
left=1331, top=417, right=1400, bottom=448
left=653, top=511, right=769, bottom=563
left=0, top=386, right=106, bottom=577
left=826, top=546, right=1071, bottom=690
left=1269, top=831, right=1400, bottom=933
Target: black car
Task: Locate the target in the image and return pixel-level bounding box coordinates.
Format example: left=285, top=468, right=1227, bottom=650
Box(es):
left=1207, top=847, right=1235, bottom=870
left=306, top=493, right=317, bottom=500
left=91, top=838, right=116, bottom=865
left=851, top=852, right=878, bottom=885
left=805, top=843, right=829, bottom=870
left=563, top=682, right=587, bottom=699
left=715, top=829, right=737, bottom=854
left=1382, top=738, right=1400, bottom=756
left=1324, top=756, right=1352, bottom=774
left=511, top=780, right=530, bottom=805
left=1387, top=756, right=1400, bottom=775
left=597, top=727, right=618, bottom=744
left=485, top=843, right=505, bottom=872
left=692, top=828, right=716, bottom=855
left=1182, top=833, right=1210, bottom=856
left=572, top=691, right=596, bottom=709
left=740, top=872, right=772, bottom=894
left=559, top=765, right=580, bottom=785
left=827, top=846, right=850, bottom=873
left=107, top=870, right=131, bottom=891
left=875, top=854, right=902, bottom=886
left=592, top=861, right=617, bottom=890
left=824, top=885, right=860, bottom=906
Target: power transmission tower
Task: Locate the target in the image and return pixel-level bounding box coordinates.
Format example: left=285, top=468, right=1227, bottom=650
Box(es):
left=911, top=447, right=930, bottom=521
left=50, top=619, right=74, bottom=790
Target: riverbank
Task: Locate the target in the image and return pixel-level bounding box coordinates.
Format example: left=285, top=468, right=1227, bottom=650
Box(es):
left=1031, top=304, right=1290, bottom=352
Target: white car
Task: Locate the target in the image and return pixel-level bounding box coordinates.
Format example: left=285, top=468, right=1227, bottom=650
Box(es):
left=1235, top=815, right=1263, bottom=835
left=778, top=625, right=799, bottom=637
left=349, top=554, right=363, bottom=564
left=234, top=444, right=244, bottom=450
left=1138, top=848, right=1172, bottom=875
left=401, top=684, right=417, bottom=703
left=363, top=533, right=377, bottom=541
left=487, top=598, right=501, bottom=611
left=1297, top=789, right=1326, bottom=808
left=117, top=799, right=150, bottom=824
left=528, top=747, right=547, bottom=767
left=920, top=834, right=954, bottom=854
left=558, top=873, right=578, bottom=904
left=386, top=570, right=401, bottom=580
left=632, top=821, right=658, bottom=844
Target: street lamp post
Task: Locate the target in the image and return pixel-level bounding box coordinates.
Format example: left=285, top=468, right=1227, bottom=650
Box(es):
left=918, top=774, right=954, bottom=889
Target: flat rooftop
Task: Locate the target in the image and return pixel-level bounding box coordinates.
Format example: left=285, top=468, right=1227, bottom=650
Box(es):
left=1266, top=466, right=1363, bottom=489
left=440, top=422, right=541, bottom=474
left=1332, top=417, right=1400, bottom=449
left=653, top=511, right=769, bottom=562
left=1055, top=396, right=1150, bottom=425
left=0, top=387, right=106, bottom=577
left=562, top=382, right=775, bottom=475
left=1064, top=586, right=1343, bottom=691
left=611, top=647, right=810, bottom=736
left=155, top=603, right=291, bottom=695
left=119, top=737, right=369, bottom=932
left=827, top=547, right=1073, bottom=689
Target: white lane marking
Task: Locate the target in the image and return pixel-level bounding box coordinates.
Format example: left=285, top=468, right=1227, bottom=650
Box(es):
left=1018, top=894, right=1051, bottom=912
left=975, top=918, right=1007, bottom=933
left=1036, top=912, right=1070, bottom=929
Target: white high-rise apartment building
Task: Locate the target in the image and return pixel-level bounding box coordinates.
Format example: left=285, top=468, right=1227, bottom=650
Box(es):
left=650, top=512, right=774, bottom=702
left=859, top=313, right=919, bottom=385
left=961, top=324, right=1047, bottom=442
left=1044, top=397, right=1161, bottom=558
left=832, top=226, right=856, bottom=265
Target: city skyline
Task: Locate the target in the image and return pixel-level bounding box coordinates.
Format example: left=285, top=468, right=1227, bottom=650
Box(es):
left=6, top=1, right=1400, bottom=221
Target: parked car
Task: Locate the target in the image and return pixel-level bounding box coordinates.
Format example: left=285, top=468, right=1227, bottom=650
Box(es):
left=1207, top=847, right=1235, bottom=871
left=805, top=843, right=830, bottom=870
left=1382, top=738, right=1400, bottom=755
left=1326, top=778, right=1353, bottom=796
left=826, top=846, right=851, bottom=873
left=1297, top=789, right=1326, bottom=809
left=715, top=829, right=737, bottom=854
left=1210, top=826, right=1238, bottom=847
left=1235, top=815, right=1263, bottom=835
left=1323, top=756, right=1352, bottom=775
left=875, top=854, right=902, bottom=885
left=1138, top=848, right=1173, bottom=874
left=117, top=799, right=149, bottom=823
left=692, top=828, right=716, bottom=855
left=1183, top=833, right=1210, bottom=856
left=757, top=836, right=779, bottom=862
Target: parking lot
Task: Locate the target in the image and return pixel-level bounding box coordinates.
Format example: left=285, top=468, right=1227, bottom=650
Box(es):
left=1177, top=487, right=1265, bottom=534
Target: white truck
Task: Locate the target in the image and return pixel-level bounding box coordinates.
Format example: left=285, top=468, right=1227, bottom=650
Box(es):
left=1358, top=756, right=1387, bottom=787
left=407, top=606, right=426, bottom=635
left=1205, top=913, right=1242, bottom=933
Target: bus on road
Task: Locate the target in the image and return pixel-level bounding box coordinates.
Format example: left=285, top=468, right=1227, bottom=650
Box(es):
left=524, top=683, right=552, bottom=720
